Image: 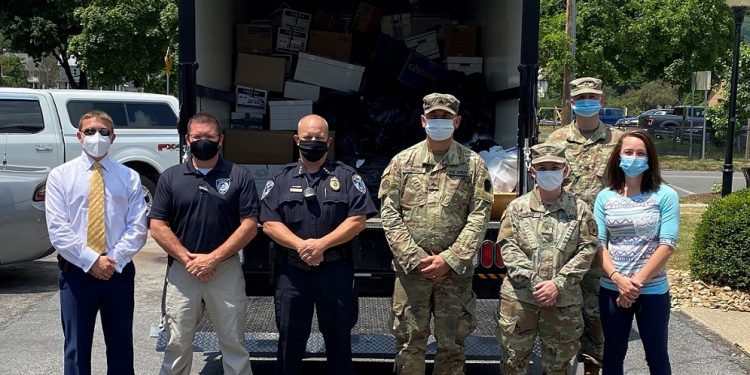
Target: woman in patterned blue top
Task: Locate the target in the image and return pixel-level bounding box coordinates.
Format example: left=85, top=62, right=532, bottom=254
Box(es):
left=593, top=129, right=679, bottom=375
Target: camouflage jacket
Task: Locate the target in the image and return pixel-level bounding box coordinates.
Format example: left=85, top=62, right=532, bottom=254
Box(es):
left=546, top=121, right=623, bottom=207
left=379, top=140, right=493, bottom=278
left=497, top=189, right=597, bottom=306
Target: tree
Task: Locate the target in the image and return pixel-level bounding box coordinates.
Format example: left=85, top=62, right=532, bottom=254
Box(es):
left=539, top=0, right=734, bottom=94
left=26, top=54, right=61, bottom=88
left=0, top=54, right=29, bottom=87
left=68, top=0, right=177, bottom=89
left=0, top=0, right=89, bottom=88
left=706, top=43, right=750, bottom=143
left=605, top=80, right=680, bottom=114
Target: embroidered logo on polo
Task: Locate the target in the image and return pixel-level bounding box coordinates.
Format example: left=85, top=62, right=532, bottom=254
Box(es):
left=261, top=180, right=274, bottom=200
left=352, top=174, right=367, bottom=194
left=216, top=178, right=231, bottom=195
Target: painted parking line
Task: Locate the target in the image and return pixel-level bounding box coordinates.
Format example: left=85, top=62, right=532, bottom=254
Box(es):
left=667, top=184, right=696, bottom=195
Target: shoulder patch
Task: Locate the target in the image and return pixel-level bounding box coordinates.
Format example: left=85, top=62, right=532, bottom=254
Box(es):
left=352, top=174, right=367, bottom=194
left=261, top=180, right=274, bottom=200
left=484, top=178, right=492, bottom=193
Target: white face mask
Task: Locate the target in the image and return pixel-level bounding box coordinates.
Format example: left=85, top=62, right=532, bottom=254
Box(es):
left=425, top=118, right=455, bottom=141
left=535, top=169, right=565, bottom=191
left=82, top=132, right=111, bottom=158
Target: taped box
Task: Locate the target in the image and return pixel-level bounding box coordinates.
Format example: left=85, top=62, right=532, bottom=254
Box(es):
left=284, top=80, right=320, bottom=101
left=236, top=24, right=272, bottom=54
left=235, top=54, right=286, bottom=92
left=276, top=27, right=307, bottom=52
left=235, top=85, right=268, bottom=111
left=294, top=52, right=365, bottom=92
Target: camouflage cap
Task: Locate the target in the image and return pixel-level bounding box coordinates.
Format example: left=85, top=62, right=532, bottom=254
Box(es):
left=531, top=143, right=566, bottom=165
left=423, top=93, right=460, bottom=115
left=570, top=77, right=603, bottom=97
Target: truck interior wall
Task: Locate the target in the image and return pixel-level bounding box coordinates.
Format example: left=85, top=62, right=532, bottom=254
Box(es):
left=195, top=0, right=233, bottom=126
left=476, top=0, right=522, bottom=149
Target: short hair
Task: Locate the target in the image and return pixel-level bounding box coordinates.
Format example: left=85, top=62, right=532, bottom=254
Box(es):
left=604, top=128, right=662, bottom=193
left=187, top=112, right=221, bottom=134
left=78, top=110, right=114, bottom=130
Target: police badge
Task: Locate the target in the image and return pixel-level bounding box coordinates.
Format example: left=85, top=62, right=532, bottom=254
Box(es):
left=352, top=174, right=367, bottom=194
left=216, top=178, right=231, bottom=195
left=261, top=180, right=274, bottom=200
left=329, top=176, right=341, bottom=191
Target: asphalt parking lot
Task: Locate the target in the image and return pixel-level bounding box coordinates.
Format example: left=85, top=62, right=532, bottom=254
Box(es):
left=1, top=238, right=749, bottom=374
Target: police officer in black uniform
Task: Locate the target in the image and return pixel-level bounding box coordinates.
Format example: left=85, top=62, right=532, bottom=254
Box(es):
left=260, top=114, right=377, bottom=375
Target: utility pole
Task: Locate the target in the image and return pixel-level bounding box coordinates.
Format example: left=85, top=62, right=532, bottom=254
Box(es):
left=561, top=0, right=576, bottom=125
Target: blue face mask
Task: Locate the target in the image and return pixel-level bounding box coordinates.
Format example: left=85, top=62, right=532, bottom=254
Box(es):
left=572, top=99, right=602, bottom=118
left=425, top=118, right=455, bottom=141
left=619, top=155, right=649, bottom=177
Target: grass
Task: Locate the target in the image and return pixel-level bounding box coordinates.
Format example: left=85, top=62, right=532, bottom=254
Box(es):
left=668, top=205, right=708, bottom=271
left=660, top=154, right=750, bottom=171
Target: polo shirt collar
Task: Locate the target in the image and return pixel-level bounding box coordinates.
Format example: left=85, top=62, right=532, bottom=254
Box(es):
left=183, top=157, right=229, bottom=175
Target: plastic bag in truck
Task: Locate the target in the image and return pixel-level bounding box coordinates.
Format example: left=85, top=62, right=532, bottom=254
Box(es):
left=480, top=146, right=518, bottom=193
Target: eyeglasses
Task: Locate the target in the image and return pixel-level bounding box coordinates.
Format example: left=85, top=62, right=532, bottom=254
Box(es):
left=81, top=128, right=111, bottom=136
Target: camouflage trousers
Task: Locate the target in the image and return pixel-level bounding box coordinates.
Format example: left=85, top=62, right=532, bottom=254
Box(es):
left=392, top=271, right=476, bottom=375
left=497, top=294, right=583, bottom=375
left=578, top=271, right=604, bottom=368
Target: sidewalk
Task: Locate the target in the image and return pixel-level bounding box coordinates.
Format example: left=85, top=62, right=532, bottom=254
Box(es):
left=681, top=307, right=750, bottom=354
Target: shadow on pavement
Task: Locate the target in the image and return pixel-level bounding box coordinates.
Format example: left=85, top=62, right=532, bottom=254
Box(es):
left=0, top=256, right=59, bottom=294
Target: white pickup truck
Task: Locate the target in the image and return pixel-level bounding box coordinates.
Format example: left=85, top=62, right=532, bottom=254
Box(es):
left=0, top=88, right=180, bottom=264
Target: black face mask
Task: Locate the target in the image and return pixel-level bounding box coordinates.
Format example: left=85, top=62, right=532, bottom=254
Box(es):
left=190, top=139, right=220, bottom=161
left=298, top=140, right=328, bottom=162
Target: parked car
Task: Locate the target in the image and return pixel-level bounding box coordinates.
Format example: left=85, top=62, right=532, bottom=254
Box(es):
left=0, top=167, right=53, bottom=265
left=615, top=116, right=638, bottom=129
left=599, top=107, right=625, bottom=125
left=641, top=106, right=717, bottom=144
left=737, top=124, right=749, bottom=152
left=637, top=108, right=674, bottom=128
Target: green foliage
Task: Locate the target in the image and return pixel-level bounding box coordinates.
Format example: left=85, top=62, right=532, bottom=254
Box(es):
left=68, top=0, right=177, bottom=88
left=539, top=0, right=733, bottom=95
left=0, top=54, right=28, bottom=87
left=690, top=188, right=750, bottom=291
left=0, top=0, right=88, bottom=88
left=706, top=43, right=750, bottom=141
left=605, top=80, right=680, bottom=114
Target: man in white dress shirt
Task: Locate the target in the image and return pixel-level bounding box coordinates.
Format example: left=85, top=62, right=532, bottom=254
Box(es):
left=46, top=109, right=148, bottom=375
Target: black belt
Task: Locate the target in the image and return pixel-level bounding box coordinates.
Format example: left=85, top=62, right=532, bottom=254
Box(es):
left=58, top=254, right=73, bottom=272
left=285, top=246, right=348, bottom=270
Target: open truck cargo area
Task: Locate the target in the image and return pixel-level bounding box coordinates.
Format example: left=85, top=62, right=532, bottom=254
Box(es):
left=175, top=0, right=542, bottom=366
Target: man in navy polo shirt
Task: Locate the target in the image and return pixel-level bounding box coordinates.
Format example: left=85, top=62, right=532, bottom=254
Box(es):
left=149, top=112, right=259, bottom=375
left=261, top=114, right=377, bottom=375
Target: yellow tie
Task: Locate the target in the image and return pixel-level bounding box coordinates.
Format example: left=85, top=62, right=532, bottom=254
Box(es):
left=87, top=161, right=106, bottom=254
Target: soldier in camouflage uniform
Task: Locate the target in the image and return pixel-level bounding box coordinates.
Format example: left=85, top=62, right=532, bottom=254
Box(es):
left=546, top=77, right=623, bottom=375
left=497, top=143, right=597, bottom=375
left=379, top=93, right=493, bottom=375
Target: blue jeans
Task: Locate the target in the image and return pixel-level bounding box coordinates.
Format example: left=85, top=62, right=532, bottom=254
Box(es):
left=599, top=287, right=671, bottom=375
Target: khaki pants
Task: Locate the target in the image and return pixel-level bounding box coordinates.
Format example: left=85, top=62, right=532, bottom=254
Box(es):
left=160, top=255, right=252, bottom=375
left=497, top=295, right=582, bottom=375
left=392, top=271, right=476, bottom=375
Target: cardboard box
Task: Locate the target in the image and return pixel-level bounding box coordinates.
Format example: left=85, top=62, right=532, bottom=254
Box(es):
left=223, top=129, right=295, bottom=165
left=311, top=10, right=347, bottom=32
left=294, top=52, right=365, bottom=92
left=272, top=53, right=294, bottom=78
left=398, top=52, right=450, bottom=88
left=446, top=56, right=483, bottom=75
left=240, top=164, right=287, bottom=194
left=307, top=30, right=352, bottom=62
left=235, top=54, right=286, bottom=92
left=273, top=8, right=311, bottom=32
left=230, top=111, right=263, bottom=129
left=444, top=25, right=478, bottom=57
left=490, top=193, right=517, bottom=220
left=269, top=100, right=313, bottom=131
left=235, top=86, right=268, bottom=110
left=236, top=24, right=273, bottom=54
left=405, top=31, right=440, bottom=60
left=276, top=27, right=307, bottom=52
left=284, top=80, right=320, bottom=101
left=381, top=13, right=412, bottom=40
left=351, top=2, right=382, bottom=33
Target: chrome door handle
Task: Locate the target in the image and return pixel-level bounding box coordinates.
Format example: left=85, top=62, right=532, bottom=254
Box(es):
left=35, top=145, right=53, bottom=152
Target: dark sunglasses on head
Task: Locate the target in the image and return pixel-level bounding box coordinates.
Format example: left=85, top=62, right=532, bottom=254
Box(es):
left=81, top=128, right=111, bottom=136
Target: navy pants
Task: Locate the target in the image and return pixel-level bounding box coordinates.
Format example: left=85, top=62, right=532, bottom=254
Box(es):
left=274, top=260, right=358, bottom=375
left=599, top=287, right=671, bottom=375
left=59, top=261, right=136, bottom=375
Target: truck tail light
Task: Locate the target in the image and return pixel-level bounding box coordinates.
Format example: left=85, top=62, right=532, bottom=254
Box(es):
left=495, top=242, right=505, bottom=268
left=480, top=240, right=494, bottom=268
left=33, top=182, right=46, bottom=202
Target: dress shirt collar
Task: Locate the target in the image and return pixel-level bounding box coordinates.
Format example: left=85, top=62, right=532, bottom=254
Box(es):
left=80, top=150, right=114, bottom=172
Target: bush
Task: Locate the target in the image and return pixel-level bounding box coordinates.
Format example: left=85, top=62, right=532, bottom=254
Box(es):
left=690, top=189, right=750, bottom=291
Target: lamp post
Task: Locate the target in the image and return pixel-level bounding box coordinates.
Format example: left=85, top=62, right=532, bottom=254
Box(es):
left=537, top=69, right=548, bottom=98
left=723, top=0, right=750, bottom=196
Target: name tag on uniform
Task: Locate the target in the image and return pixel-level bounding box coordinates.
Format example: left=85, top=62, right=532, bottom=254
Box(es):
left=290, top=186, right=303, bottom=193
left=447, top=169, right=469, bottom=177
